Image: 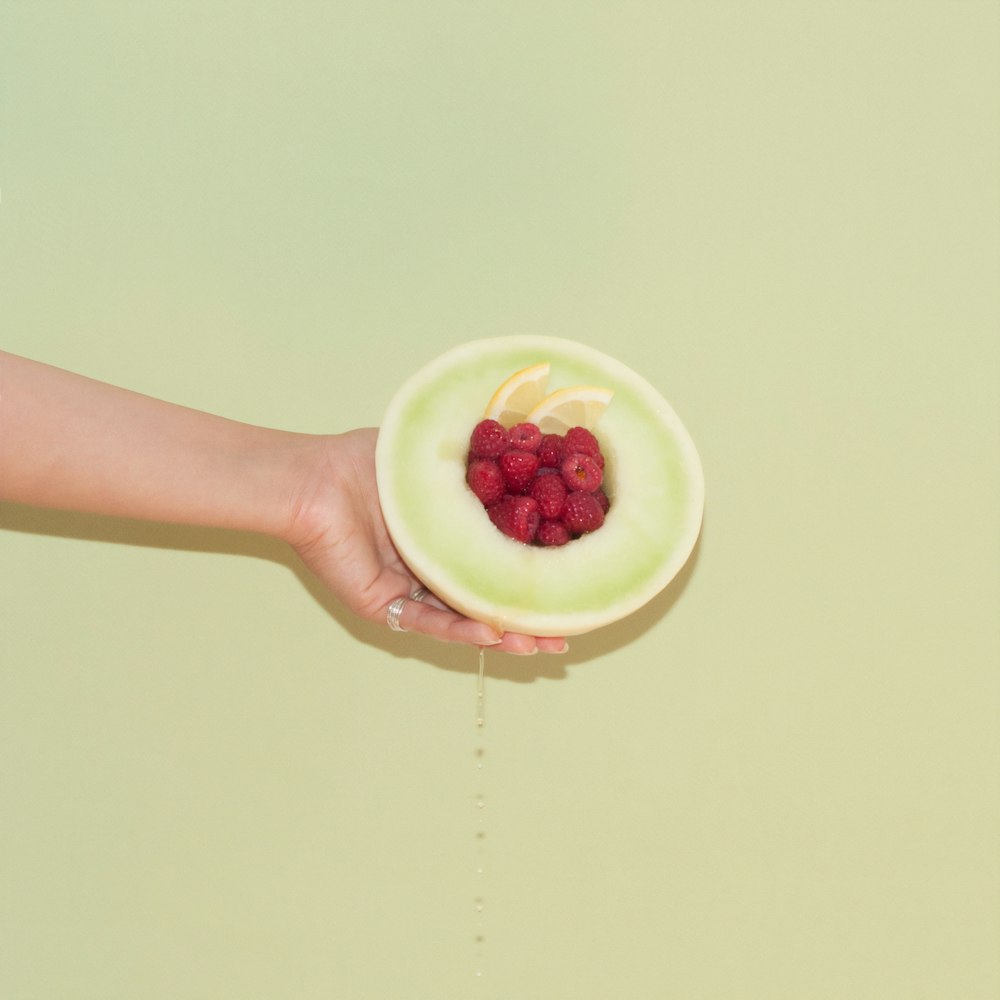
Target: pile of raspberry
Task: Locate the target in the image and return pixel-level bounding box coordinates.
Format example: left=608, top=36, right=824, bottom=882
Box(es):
left=465, top=418, right=610, bottom=546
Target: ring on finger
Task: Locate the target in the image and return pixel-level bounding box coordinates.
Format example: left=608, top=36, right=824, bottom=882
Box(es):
left=386, top=596, right=409, bottom=632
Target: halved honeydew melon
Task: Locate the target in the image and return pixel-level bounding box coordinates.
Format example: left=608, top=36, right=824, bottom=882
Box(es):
left=375, top=336, right=704, bottom=637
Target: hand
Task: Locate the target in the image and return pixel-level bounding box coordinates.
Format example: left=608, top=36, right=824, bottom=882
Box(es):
left=286, top=428, right=569, bottom=655
left=0, top=351, right=567, bottom=655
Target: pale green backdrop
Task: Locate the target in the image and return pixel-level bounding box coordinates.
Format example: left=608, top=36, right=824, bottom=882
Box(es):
left=1, top=3, right=998, bottom=999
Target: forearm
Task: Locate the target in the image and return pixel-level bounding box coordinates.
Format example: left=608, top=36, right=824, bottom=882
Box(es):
left=0, top=351, right=317, bottom=539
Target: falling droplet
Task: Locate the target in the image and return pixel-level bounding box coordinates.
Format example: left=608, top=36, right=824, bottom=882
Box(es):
left=472, top=652, right=488, bottom=985
left=475, top=647, right=486, bottom=727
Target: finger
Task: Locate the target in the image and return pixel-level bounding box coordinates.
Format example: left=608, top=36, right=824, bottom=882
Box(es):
left=536, top=636, right=570, bottom=654
left=409, top=588, right=449, bottom=612
left=391, top=598, right=502, bottom=647
left=402, top=586, right=501, bottom=641
left=488, top=632, right=569, bottom=655
left=384, top=592, right=568, bottom=654
left=405, top=589, right=567, bottom=653
left=490, top=632, right=538, bottom=655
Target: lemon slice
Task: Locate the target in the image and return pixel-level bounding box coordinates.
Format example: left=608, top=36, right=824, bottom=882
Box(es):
left=483, top=361, right=550, bottom=427
left=526, top=384, right=614, bottom=434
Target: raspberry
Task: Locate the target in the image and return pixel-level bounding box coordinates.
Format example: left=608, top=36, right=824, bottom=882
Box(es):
left=508, top=422, right=542, bottom=453
left=537, top=433, right=563, bottom=468
left=530, top=473, right=567, bottom=519
left=562, top=492, right=605, bottom=535
left=561, top=452, right=603, bottom=493
left=563, top=426, right=601, bottom=458
left=500, top=449, right=539, bottom=493
left=487, top=500, right=504, bottom=528
left=489, top=495, right=540, bottom=544
left=537, top=519, right=571, bottom=547
left=469, top=419, right=510, bottom=458
left=592, top=488, right=610, bottom=513
left=466, top=458, right=504, bottom=506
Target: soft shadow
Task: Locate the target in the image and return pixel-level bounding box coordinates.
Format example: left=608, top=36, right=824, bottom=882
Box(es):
left=282, top=525, right=704, bottom=685
left=350, top=527, right=705, bottom=685
left=584, top=529, right=702, bottom=656
left=0, top=501, right=306, bottom=574
left=0, top=500, right=375, bottom=635
left=0, top=503, right=703, bottom=685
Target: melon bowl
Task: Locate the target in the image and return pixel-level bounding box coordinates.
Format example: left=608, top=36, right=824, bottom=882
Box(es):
left=375, top=336, right=704, bottom=637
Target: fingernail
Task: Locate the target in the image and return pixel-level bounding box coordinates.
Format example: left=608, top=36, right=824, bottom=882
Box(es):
left=551, top=642, right=570, bottom=654
left=479, top=638, right=503, bottom=646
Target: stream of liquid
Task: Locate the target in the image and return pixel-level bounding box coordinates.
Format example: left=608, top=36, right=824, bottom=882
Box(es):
left=476, top=646, right=486, bottom=728
left=473, top=646, right=487, bottom=985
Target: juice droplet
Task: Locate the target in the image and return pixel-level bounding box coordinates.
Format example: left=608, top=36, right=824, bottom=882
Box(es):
left=472, top=654, right=488, bottom=986
left=475, top=647, right=486, bottom=727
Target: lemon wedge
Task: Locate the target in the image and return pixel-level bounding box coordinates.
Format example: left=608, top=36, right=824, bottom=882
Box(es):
left=526, top=384, right=614, bottom=434
left=483, top=361, right=550, bottom=427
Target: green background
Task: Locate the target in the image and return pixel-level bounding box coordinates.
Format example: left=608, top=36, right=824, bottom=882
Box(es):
left=1, top=3, right=997, bottom=998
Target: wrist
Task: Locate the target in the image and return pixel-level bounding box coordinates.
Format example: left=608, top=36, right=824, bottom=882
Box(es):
left=278, top=432, right=344, bottom=550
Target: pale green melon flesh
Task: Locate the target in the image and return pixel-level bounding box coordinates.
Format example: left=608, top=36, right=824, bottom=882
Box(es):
left=375, top=336, right=704, bottom=636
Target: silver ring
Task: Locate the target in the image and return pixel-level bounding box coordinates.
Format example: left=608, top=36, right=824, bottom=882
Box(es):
left=410, top=587, right=429, bottom=603
left=386, top=596, right=408, bottom=632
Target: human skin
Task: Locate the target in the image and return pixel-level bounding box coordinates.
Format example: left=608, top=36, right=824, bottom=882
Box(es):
left=0, top=351, right=567, bottom=654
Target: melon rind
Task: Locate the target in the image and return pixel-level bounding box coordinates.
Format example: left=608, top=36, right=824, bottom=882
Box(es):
left=375, top=336, right=704, bottom=637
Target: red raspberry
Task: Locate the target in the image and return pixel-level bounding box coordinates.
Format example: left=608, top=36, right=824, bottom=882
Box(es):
left=530, top=473, right=567, bottom=519
left=592, top=488, right=610, bottom=513
left=487, top=499, right=504, bottom=528
left=538, top=433, right=563, bottom=468
left=489, top=495, right=539, bottom=544
left=466, top=458, right=504, bottom=506
left=469, top=419, right=510, bottom=458
left=563, top=426, right=601, bottom=458
left=561, top=452, right=603, bottom=493
left=562, top=492, right=605, bottom=535
left=508, top=422, right=542, bottom=452
left=500, top=449, right=539, bottom=493
left=537, top=519, right=570, bottom=547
